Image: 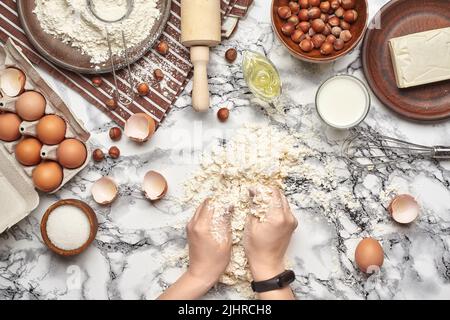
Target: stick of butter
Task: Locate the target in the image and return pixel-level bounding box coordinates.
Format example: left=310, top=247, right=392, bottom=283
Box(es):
left=388, top=27, right=450, bottom=89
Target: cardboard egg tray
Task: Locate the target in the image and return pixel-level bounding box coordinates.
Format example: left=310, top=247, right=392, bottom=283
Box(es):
left=0, top=39, right=91, bottom=234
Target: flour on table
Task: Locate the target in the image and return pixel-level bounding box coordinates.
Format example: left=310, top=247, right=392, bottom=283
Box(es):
left=34, top=0, right=160, bottom=64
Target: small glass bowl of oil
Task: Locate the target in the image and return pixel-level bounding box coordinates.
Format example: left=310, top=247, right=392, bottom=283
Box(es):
left=242, top=51, right=282, bottom=103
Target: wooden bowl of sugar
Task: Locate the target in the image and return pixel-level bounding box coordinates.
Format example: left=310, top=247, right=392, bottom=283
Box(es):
left=41, top=199, right=98, bottom=256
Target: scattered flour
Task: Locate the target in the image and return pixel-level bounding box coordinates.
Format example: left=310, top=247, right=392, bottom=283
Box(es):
left=34, top=0, right=160, bottom=64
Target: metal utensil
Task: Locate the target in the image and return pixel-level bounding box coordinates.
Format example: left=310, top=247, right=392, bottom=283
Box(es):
left=342, top=132, right=450, bottom=170
left=87, top=0, right=134, bottom=106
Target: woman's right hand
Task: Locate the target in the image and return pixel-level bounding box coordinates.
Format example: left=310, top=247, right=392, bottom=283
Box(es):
left=244, top=187, right=298, bottom=288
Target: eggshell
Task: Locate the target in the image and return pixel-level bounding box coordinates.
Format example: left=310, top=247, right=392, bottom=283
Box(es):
left=32, top=161, right=64, bottom=192
left=0, top=67, right=26, bottom=97
left=57, top=138, right=87, bottom=169
left=0, top=112, right=22, bottom=142
left=36, top=115, right=66, bottom=145
left=15, top=91, right=46, bottom=121
left=355, top=238, right=384, bottom=274
left=124, top=113, right=156, bottom=142
left=15, top=137, right=42, bottom=166
left=388, top=194, right=420, bottom=224
left=142, top=171, right=168, bottom=201
left=91, top=177, right=118, bottom=205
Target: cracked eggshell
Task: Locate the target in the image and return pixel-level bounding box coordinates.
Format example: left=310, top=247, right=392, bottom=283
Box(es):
left=143, top=170, right=168, bottom=201
left=124, top=113, right=156, bottom=143
left=0, top=67, right=26, bottom=97
left=91, top=177, right=118, bottom=205
left=388, top=194, right=420, bottom=224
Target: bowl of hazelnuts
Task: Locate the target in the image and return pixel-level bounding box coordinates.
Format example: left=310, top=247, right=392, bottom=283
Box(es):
left=272, top=0, right=368, bottom=63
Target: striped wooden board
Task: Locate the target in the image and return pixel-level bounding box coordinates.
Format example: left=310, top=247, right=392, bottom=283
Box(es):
left=0, top=0, right=252, bottom=127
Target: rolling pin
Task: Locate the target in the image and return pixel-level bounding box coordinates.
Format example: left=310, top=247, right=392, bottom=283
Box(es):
left=181, top=0, right=221, bottom=112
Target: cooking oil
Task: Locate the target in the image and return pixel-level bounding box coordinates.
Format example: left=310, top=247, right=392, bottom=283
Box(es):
left=242, top=51, right=281, bottom=102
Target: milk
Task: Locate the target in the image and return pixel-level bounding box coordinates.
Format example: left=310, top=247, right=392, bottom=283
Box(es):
left=316, top=75, right=370, bottom=129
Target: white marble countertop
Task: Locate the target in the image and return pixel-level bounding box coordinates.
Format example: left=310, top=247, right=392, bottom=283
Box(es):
left=1, top=0, right=450, bottom=300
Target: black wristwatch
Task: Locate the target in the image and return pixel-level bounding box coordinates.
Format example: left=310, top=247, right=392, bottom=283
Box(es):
left=251, top=270, right=295, bottom=293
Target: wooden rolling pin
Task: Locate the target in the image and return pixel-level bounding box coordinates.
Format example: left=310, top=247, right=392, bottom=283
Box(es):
left=181, top=0, right=221, bottom=112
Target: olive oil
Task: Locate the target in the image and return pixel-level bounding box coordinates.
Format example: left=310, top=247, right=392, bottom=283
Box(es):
left=242, top=51, right=281, bottom=102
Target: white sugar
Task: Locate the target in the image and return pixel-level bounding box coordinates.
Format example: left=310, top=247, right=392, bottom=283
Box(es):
left=46, top=205, right=91, bottom=251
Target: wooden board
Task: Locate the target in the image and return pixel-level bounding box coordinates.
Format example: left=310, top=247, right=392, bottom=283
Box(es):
left=16, top=0, right=171, bottom=74
left=362, top=0, right=450, bottom=121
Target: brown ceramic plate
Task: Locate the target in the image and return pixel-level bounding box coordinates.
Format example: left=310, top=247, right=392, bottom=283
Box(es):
left=362, top=0, right=450, bottom=121
left=17, top=0, right=171, bottom=74
left=271, top=0, right=368, bottom=63
left=41, top=199, right=98, bottom=257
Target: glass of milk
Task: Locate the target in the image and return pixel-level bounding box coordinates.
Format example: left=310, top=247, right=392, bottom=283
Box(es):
left=315, top=75, right=371, bottom=129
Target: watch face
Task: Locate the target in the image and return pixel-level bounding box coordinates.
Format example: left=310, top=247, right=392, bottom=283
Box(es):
left=278, top=270, right=295, bottom=287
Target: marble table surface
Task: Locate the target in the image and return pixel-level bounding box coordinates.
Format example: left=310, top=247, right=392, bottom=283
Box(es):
left=1, top=0, right=449, bottom=300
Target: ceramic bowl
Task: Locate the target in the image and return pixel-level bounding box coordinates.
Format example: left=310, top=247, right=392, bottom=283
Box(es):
left=271, top=0, right=369, bottom=63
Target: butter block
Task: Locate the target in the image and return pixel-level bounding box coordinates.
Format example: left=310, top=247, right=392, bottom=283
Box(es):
left=388, top=27, right=450, bottom=88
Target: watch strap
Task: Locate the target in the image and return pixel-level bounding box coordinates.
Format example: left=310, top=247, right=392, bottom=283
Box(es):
left=251, top=270, right=295, bottom=293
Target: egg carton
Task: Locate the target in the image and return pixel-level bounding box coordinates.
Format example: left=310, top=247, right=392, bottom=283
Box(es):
left=0, top=39, right=91, bottom=234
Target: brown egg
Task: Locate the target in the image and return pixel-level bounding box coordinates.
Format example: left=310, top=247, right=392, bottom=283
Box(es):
left=32, top=161, right=64, bottom=192
left=57, top=139, right=87, bottom=169
left=355, top=238, right=384, bottom=273
left=15, top=137, right=42, bottom=166
left=15, top=91, right=46, bottom=121
left=36, top=115, right=66, bottom=145
left=0, top=112, right=22, bottom=142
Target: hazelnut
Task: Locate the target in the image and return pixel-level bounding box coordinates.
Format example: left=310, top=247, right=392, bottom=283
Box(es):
left=322, top=25, right=332, bottom=36
left=326, top=34, right=337, bottom=43
left=105, top=98, right=118, bottom=110
left=108, top=146, right=120, bottom=159
left=320, top=13, right=329, bottom=23
left=328, top=16, right=340, bottom=27
left=309, top=0, right=320, bottom=6
left=312, top=34, right=326, bottom=49
left=308, top=27, right=316, bottom=37
left=320, top=1, right=330, bottom=13
left=340, top=20, right=351, bottom=30
left=288, top=15, right=300, bottom=26
left=92, top=76, right=103, bottom=87
left=344, top=9, right=358, bottom=23
left=341, top=0, right=356, bottom=10
left=320, top=42, right=334, bottom=55
left=308, top=7, right=321, bottom=19
left=291, top=30, right=305, bottom=43
left=217, top=108, right=229, bottom=122
left=156, top=41, right=169, bottom=55
left=299, top=0, right=309, bottom=9
left=225, top=48, right=238, bottom=63
left=109, top=127, right=122, bottom=141
left=288, top=1, right=300, bottom=14
left=340, top=30, right=353, bottom=42
left=281, top=22, right=296, bottom=36
left=299, top=38, right=314, bottom=52
left=93, top=149, right=104, bottom=162
left=277, top=6, right=292, bottom=19
left=137, top=82, right=150, bottom=96
left=332, top=26, right=342, bottom=37
left=330, top=0, right=340, bottom=10
left=298, top=9, right=309, bottom=21
left=333, top=38, right=345, bottom=50
left=311, top=19, right=325, bottom=33
left=154, top=69, right=164, bottom=82
left=297, top=21, right=311, bottom=33
left=335, top=7, right=344, bottom=18
left=279, top=0, right=289, bottom=5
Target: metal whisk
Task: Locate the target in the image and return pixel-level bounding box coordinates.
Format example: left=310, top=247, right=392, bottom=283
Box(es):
left=87, top=0, right=134, bottom=106
left=342, top=132, right=450, bottom=170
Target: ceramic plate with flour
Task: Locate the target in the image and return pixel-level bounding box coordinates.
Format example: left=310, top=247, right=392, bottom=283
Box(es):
left=17, top=0, right=171, bottom=74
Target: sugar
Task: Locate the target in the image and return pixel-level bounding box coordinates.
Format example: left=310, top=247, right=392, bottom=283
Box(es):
left=46, top=205, right=91, bottom=251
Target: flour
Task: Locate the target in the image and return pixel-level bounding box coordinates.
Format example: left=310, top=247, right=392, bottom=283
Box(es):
left=184, top=124, right=309, bottom=288
left=34, top=0, right=160, bottom=64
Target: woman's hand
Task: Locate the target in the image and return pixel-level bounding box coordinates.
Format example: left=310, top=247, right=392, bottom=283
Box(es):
left=186, top=199, right=232, bottom=285
left=244, top=187, right=298, bottom=300
left=158, top=199, right=232, bottom=300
